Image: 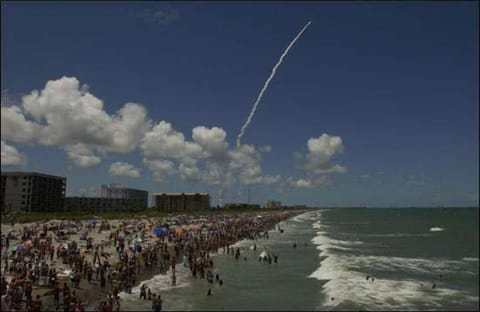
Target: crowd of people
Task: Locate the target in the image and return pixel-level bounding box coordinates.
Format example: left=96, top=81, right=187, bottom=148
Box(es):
left=0, top=211, right=298, bottom=312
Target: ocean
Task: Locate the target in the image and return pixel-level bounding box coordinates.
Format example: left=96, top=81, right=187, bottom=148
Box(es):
left=118, top=208, right=479, bottom=311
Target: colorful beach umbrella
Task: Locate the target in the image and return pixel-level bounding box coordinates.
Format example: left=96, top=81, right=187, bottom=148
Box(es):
left=153, top=227, right=167, bottom=237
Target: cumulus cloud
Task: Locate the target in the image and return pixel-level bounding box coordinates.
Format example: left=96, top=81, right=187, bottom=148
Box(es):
left=64, top=143, right=101, bottom=168
left=143, top=158, right=176, bottom=182
left=1, top=76, right=151, bottom=167
left=303, top=134, right=346, bottom=174
left=108, top=162, right=141, bottom=178
left=1, top=105, right=42, bottom=143
left=22, top=77, right=150, bottom=152
left=140, top=121, right=280, bottom=192
left=1, top=140, right=26, bottom=166
left=228, top=144, right=279, bottom=185
left=192, top=126, right=229, bottom=159
left=4, top=76, right=352, bottom=201
left=141, top=121, right=200, bottom=160
left=290, top=134, right=346, bottom=188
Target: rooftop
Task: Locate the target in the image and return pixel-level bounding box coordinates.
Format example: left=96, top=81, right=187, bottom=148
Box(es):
left=1, top=171, right=66, bottom=179
left=152, top=192, right=209, bottom=196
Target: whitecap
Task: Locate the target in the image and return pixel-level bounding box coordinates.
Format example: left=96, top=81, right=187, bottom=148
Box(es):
left=309, top=252, right=478, bottom=309
left=430, top=227, right=444, bottom=232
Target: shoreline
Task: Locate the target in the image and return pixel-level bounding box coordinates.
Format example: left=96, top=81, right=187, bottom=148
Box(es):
left=2, top=209, right=310, bottom=311
left=84, top=209, right=309, bottom=310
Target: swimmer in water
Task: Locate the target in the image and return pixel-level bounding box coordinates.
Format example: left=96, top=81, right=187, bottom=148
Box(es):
left=293, top=243, right=297, bottom=248
left=207, top=289, right=212, bottom=296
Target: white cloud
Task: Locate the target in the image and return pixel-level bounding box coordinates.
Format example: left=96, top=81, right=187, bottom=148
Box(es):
left=140, top=121, right=281, bottom=189
left=65, top=143, right=101, bottom=168
left=108, top=162, right=141, bottom=178
left=288, top=175, right=331, bottom=189
left=228, top=144, right=279, bottom=186
left=192, top=126, right=229, bottom=159
left=4, top=77, right=348, bottom=197
left=179, top=162, right=201, bottom=181
left=304, top=134, right=346, bottom=174
left=143, top=158, right=175, bottom=182
left=22, top=77, right=150, bottom=153
left=1, top=105, right=42, bottom=143
left=1, top=76, right=151, bottom=167
left=293, top=178, right=312, bottom=188
left=1, top=140, right=26, bottom=166
left=141, top=121, right=200, bottom=160
left=290, top=134, right=346, bottom=188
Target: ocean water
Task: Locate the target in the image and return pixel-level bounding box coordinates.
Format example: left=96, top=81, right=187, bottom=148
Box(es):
left=118, top=208, right=479, bottom=311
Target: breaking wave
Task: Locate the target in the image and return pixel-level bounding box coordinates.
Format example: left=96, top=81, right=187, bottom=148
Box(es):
left=308, top=214, right=478, bottom=310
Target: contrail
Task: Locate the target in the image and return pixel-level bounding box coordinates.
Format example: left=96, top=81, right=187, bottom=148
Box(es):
left=236, top=21, right=311, bottom=147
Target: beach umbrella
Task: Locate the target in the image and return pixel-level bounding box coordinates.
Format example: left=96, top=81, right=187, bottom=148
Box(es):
left=153, top=227, right=167, bottom=237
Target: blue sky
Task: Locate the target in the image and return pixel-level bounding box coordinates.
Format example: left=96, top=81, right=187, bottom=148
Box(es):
left=1, top=2, right=478, bottom=207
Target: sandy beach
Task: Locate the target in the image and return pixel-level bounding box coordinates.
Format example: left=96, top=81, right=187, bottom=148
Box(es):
left=1, top=210, right=304, bottom=311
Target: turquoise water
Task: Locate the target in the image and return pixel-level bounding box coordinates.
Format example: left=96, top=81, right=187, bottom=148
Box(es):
left=118, top=208, right=479, bottom=311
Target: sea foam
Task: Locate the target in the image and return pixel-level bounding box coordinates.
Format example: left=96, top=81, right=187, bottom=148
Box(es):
left=308, top=215, right=478, bottom=310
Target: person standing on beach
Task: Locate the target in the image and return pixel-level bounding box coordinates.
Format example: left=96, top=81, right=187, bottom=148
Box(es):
left=53, top=282, right=60, bottom=308
left=100, top=272, right=106, bottom=292
left=87, top=266, right=93, bottom=284
left=31, top=294, right=43, bottom=312
left=140, top=284, right=147, bottom=300
left=152, top=294, right=162, bottom=312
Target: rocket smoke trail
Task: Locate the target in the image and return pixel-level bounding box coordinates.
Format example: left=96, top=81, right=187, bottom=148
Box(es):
left=236, top=21, right=311, bottom=147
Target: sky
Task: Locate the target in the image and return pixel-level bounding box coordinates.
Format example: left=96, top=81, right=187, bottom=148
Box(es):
left=1, top=1, right=478, bottom=207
